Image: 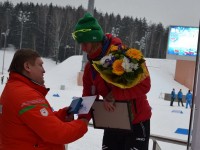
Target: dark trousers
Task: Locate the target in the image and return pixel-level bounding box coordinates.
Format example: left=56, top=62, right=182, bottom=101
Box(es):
left=170, top=98, right=175, bottom=106
left=102, top=120, right=150, bottom=150
left=178, top=98, right=184, bottom=106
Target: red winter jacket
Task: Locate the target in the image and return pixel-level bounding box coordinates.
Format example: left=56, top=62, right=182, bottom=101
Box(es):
left=79, top=34, right=152, bottom=124
left=0, top=72, right=87, bottom=150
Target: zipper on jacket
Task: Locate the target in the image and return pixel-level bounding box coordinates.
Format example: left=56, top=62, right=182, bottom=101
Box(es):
left=132, top=100, right=137, bottom=114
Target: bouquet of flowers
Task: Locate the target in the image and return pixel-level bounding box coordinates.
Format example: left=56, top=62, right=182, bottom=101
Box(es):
left=92, top=45, right=149, bottom=89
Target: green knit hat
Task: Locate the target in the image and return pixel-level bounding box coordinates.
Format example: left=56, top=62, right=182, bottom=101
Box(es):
left=72, top=13, right=104, bottom=43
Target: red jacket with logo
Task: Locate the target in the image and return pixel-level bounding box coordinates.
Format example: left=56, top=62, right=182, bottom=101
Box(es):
left=79, top=34, right=152, bottom=124
left=0, top=72, right=87, bottom=150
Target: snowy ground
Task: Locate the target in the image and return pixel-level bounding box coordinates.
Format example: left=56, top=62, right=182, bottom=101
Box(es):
left=0, top=49, right=191, bottom=150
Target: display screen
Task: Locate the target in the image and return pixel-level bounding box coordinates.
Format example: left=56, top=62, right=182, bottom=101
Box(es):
left=166, top=26, right=199, bottom=61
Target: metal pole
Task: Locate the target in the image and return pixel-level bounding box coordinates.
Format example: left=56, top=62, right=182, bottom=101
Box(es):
left=189, top=22, right=200, bottom=150
left=81, top=0, right=95, bottom=71
left=88, top=0, right=94, bottom=14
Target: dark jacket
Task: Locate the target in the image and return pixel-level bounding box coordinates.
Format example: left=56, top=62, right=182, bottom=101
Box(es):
left=177, top=91, right=183, bottom=99
left=171, top=90, right=176, bottom=99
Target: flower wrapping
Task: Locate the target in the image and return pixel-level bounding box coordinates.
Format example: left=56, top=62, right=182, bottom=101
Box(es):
left=92, top=45, right=149, bottom=89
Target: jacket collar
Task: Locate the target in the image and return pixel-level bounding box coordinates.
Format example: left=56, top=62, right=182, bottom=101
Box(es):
left=9, top=72, right=49, bottom=96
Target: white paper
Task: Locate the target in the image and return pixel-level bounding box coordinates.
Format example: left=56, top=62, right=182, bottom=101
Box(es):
left=78, top=95, right=96, bottom=114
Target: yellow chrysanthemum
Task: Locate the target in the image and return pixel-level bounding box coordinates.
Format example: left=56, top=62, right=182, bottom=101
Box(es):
left=109, top=45, right=118, bottom=52
left=126, top=48, right=142, bottom=60
left=112, top=59, right=124, bottom=75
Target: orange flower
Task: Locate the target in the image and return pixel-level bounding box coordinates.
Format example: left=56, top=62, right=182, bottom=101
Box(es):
left=126, top=48, right=142, bottom=60
left=109, top=45, right=118, bottom=52
left=112, top=59, right=124, bottom=75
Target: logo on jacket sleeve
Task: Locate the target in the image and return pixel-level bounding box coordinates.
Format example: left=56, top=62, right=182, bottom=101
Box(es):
left=40, top=108, right=48, bottom=116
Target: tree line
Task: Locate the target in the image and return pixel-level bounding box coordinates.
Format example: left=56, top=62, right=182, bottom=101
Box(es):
left=0, top=1, right=169, bottom=63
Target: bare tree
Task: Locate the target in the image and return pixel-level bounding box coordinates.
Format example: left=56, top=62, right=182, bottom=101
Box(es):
left=51, top=8, right=68, bottom=64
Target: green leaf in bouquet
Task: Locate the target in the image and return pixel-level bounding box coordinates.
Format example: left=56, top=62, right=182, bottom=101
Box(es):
left=136, top=67, right=144, bottom=74
left=102, top=69, right=113, bottom=75
left=131, top=58, right=138, bottom=64
left=95, top=64, right=104, bottom=70
left=124, top=72, right=136, bottom=81
left=114, top=53, right=120, bottom=59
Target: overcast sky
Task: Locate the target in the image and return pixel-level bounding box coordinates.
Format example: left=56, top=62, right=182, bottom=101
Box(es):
left=3, top=0, right=200, bottom=27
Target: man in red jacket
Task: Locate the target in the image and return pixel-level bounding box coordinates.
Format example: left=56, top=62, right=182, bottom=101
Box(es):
left=0, top=49, right=88, bottom=150
left=73, top=13, right=152, bottom=150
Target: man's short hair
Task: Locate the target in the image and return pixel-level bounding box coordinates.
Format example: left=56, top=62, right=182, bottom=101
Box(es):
left=8, top=48, right=40, bottom=73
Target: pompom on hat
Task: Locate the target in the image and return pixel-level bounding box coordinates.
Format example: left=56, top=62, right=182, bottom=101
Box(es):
left=72, top=13, right=104, bottom=43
